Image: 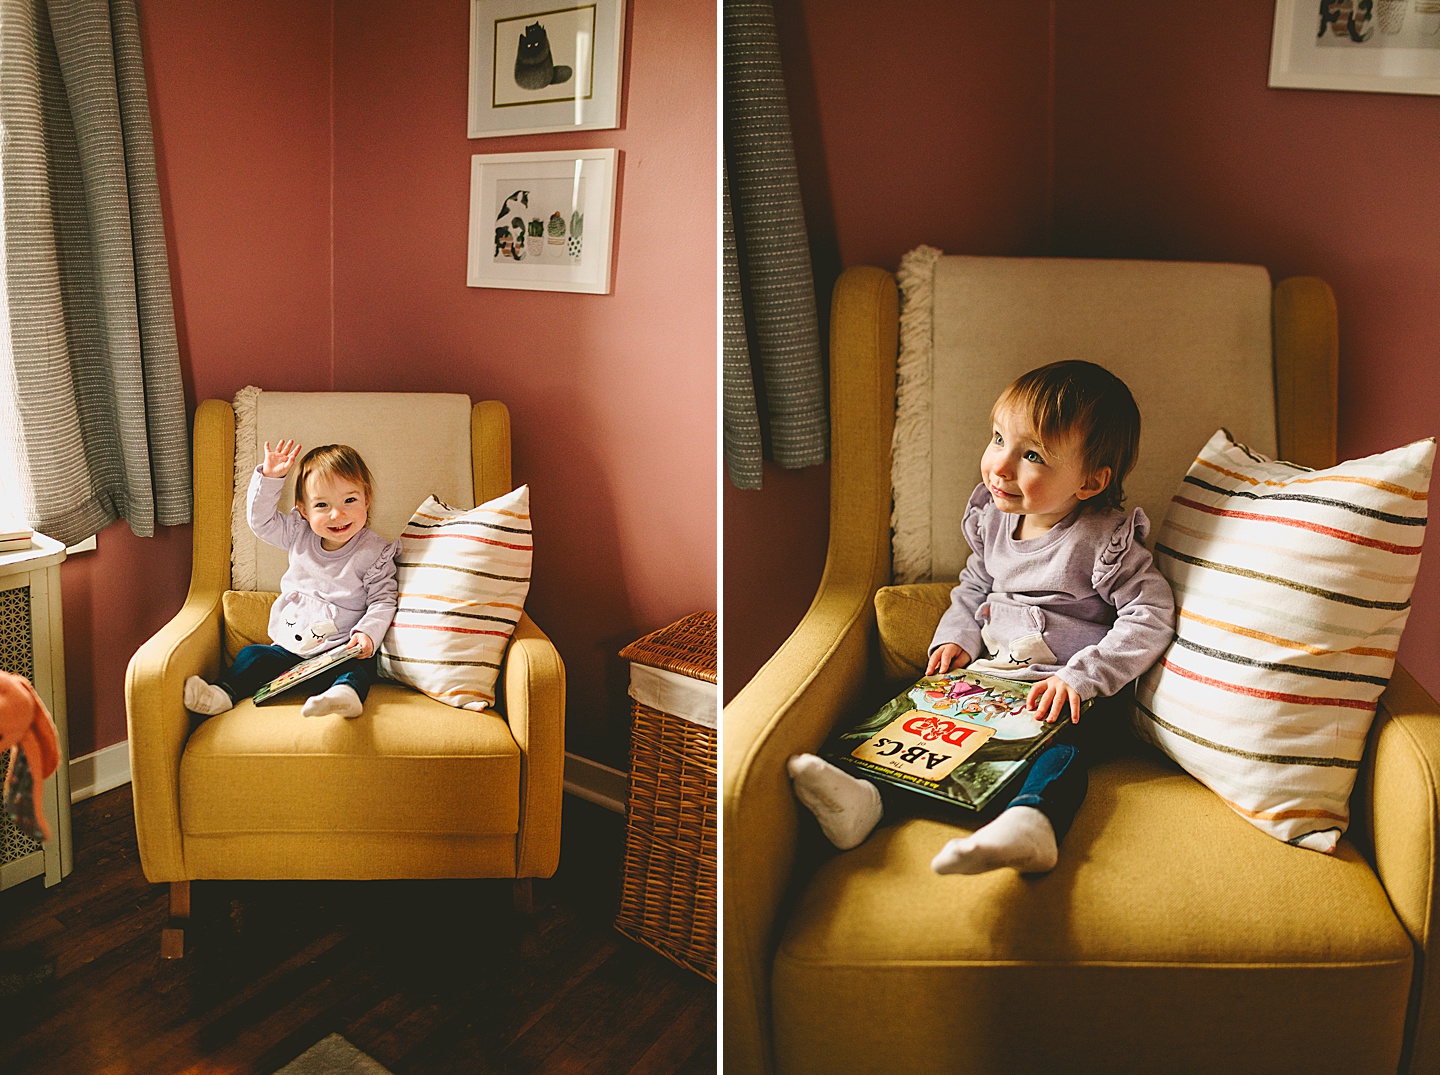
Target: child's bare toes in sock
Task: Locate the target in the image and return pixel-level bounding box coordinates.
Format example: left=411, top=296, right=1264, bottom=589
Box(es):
left=184, top=675, right=233, bottom=716
left=787, top=753, right=883, bottom=850
left=301, top=685, right=363, bottom=719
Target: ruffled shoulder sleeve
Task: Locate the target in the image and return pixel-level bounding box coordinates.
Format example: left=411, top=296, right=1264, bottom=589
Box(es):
left=962, top=483, right=991, bottom=555
left=362, top=535, right=402, bottom=585
left=1092, top=507, right=1152, bottom=591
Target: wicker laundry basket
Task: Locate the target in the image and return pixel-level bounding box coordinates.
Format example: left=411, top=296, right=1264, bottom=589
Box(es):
left=615, top=612, right=717, bottom=981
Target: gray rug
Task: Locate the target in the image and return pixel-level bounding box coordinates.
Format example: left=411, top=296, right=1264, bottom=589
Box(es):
left=274, top=1034, right=394, bottom=1075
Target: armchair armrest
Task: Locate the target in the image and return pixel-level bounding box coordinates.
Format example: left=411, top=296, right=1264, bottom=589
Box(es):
left=723, top=265, right=898, bottom=1075
left=723, top=582, right=878, bottom=1075
left=124, top=591, right=223, bottom=881
left=505, top=611, right=565, bottom=878
left=124, top=396, right=235, bottom=883
left=1358, top=663, right=1440, bottom=1075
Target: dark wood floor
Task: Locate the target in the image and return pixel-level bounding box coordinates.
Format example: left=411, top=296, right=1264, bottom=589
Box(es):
left=0, top=786, right=715, bottom=1074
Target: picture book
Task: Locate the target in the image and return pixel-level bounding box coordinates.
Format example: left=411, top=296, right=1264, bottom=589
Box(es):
left=821, top=667, right=1092, bottom=813
left=253, top=639, right=366, bottom=706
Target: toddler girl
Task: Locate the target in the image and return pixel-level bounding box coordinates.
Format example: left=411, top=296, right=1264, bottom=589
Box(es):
left=184, top=439, right=400, bottom=719
left=789, top=360, right=1175, bottom=874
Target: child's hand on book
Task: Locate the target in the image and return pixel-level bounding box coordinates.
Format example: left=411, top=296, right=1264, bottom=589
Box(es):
left=926, top=644, right=971, bottom=675
left=349, top=631, right=374, bottom=658
left=1026, top=675, right=1082, bottom=724
left=261, top=439, right=301, bottom=478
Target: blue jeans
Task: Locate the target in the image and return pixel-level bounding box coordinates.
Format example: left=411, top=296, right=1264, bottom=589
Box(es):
left=1002, top=690, right=1138, bottom=841
left=217, top=643, right=374, bottom=706
left=1006, top=740, right=1088, bottom=843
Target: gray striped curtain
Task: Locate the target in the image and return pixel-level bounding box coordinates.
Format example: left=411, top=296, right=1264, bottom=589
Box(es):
left=0, top=0, right=190, bottom=546
left=723, top=0, right=827, bottom=490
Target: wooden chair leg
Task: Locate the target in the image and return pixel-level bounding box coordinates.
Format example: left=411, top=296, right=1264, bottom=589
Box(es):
left=161, top=880, right=190, bottom=959
left=513, top=877, right=536, bottom=915
left=512, top=878, right=542, bottom=956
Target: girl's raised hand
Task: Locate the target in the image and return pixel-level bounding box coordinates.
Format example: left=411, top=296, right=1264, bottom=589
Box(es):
left=261, top=439, right=301, bottom=479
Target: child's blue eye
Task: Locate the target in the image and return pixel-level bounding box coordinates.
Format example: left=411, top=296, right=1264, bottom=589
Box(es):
left=993, top=432, right=1004, bottom=446
left=1024, top=451, right=1044, bottom=464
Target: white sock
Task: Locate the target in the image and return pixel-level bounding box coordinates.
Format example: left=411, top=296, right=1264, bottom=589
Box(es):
left=184, top=675, right=233, bottom=716
left=786, top=753, right=883, bottom=850
left=301, top=684, right=363, bottom=719
left=931, top=805, right=1058, bottom=875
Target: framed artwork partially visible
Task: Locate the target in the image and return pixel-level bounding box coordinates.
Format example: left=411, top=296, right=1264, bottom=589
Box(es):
left=467, top=148, right=619, bottom=294
left=1270, top=0, right=1440, bottom=95
left=468, top=0, right=625, bottom=138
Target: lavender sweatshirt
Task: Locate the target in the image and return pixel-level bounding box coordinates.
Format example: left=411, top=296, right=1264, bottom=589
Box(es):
left=247, top=467, right=401, bottom=657
left=929, top=484, right=1176, bottom=700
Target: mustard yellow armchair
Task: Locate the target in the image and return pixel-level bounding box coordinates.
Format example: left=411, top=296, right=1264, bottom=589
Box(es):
left=126, top=391, right=565, bottom=955
left=724, top=259, right=1440, bottom=1074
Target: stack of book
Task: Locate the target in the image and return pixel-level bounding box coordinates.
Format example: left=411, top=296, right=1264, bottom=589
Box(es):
left=0, top=524, right=33, bottom=553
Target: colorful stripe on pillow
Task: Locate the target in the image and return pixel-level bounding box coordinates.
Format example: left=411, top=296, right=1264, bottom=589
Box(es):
left=377, top=486, right=532, bottom=710
left=1133, top=430, right=1434, bottom=853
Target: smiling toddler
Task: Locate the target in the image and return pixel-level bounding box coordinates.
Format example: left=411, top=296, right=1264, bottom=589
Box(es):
left=183, top=440, right=400, bottom=719
left=788, top=361, right=1176, bottom=874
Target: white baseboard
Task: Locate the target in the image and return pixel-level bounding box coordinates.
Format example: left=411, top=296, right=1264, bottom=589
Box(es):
left=563, top=751, right=627, bottom=814
left=69, top=740, right=131, bottom=803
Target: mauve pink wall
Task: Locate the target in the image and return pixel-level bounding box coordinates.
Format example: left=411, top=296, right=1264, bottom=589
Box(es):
left=330, top=0, right=716, bottom=765
left=62, top=1, right=715, bottom=767
left=1051, top=0, right=1440, bottom=700
left=147, top=1, right=335, bottom=400
left=731, top=0, right=1440, bottom=705
left=724, top=0, right=1055, bottom=698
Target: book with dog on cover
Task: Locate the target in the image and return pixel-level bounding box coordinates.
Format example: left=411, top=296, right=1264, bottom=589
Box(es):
left=822, top=667, right=1092, bottom=813
left=252, top=639, right=367, bottom=706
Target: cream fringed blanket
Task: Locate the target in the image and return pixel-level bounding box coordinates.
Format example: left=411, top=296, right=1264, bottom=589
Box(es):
left=890, top=245, right=943, bottom=585
left=230, top=385, right=262, bottom=591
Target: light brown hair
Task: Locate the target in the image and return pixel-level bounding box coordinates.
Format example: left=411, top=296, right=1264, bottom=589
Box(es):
left=293, top=444, right=374, bottom=507
left=996, top=360, right=1140, bottom=513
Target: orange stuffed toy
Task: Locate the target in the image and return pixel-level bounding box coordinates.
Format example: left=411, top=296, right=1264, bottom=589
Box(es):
left=0, top=671, right=60, bottom=842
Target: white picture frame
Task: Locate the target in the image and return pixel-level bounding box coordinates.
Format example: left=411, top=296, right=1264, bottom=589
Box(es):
left=1270, top=0, right=1440, bottom=95
left=468, top=0, right=625, bottom=138
left=467, top=148, right=618, bottom=294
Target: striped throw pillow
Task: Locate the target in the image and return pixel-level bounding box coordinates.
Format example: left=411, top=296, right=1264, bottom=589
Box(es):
left=376, top=486, right=532, bottom=710
left=1133, top=430, right=1434, bottom=853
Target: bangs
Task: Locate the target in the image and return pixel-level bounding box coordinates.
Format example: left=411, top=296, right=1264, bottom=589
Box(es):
left=296, top=444, right=374, bottom=505
left=995, top=380, right=1077, bottom=453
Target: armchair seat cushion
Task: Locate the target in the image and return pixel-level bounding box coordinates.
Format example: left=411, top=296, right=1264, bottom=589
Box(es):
left=179, top=684, right=521, bottom=839
left=773, top=753, right=1413, bottom=1073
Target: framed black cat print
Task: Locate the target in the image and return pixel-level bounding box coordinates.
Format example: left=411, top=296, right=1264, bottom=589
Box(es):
left=468, top=0, right=625, bottom=137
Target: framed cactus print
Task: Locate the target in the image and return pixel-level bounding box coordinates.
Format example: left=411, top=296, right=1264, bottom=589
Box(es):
left=467, top=148, right=618, bottom=294
left=468, top=0, right=625, bottom=137
left=1270, top=0, right=1440, bottom=95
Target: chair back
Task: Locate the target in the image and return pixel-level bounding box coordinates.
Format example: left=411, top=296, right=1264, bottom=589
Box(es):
left=230, top=390, right=475, bottom=592
left=893, top=254, right=1278, bottom=583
